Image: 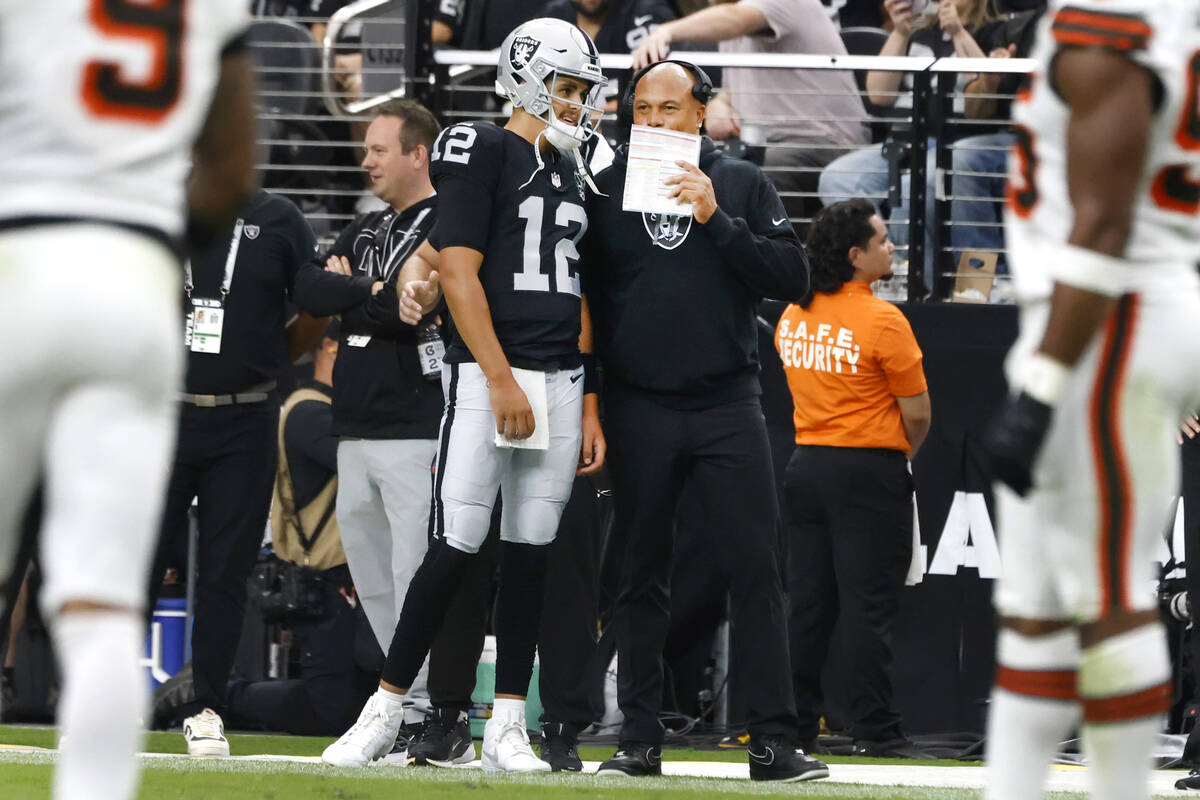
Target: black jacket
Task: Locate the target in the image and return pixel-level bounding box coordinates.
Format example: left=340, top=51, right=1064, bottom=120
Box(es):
left=293, top=198, right=443, bottom=440
left=582, top=138, right=808, bottom=407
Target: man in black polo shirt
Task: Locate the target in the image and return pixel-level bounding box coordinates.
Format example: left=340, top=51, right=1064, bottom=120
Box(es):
left=149, top=189, right=318, bottom=756
left=292, top=99, right=448, bottom=750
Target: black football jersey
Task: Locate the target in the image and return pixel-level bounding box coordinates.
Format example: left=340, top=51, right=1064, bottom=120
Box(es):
left=429, top=121, right=586, bottom=370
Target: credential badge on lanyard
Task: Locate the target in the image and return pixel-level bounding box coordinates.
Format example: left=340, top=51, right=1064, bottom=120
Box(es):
left=183, top=219, right=244, bottom=354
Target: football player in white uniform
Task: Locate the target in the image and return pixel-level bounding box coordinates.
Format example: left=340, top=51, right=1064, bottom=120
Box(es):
left=0, top=0, right=255, bottom=797
left=980, top=2, right=1200, bottom=799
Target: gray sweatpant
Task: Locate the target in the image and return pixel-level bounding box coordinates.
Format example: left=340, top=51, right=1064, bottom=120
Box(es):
left=336, top=437, right=438, bottom=720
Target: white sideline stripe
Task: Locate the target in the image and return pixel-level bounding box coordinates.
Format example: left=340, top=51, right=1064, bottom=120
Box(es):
left=1, top=746, right=1194, bottom=796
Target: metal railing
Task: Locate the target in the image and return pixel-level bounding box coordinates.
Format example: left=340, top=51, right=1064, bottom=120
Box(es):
left=248, top=2, right=1034, bottom=303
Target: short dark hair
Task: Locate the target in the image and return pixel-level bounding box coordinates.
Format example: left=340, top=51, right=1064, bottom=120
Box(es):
left=374, top=99, right=441, bottom=153
left=800, top=198, right=879, bottom=308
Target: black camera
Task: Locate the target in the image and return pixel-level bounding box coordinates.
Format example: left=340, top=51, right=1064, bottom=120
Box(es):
left=1160, top=576, right=1192, bottom=623
left=255, top=556, right=327, bottom=624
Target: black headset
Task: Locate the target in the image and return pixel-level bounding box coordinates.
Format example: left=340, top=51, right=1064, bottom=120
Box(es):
left=618, top=59, right=714, bottom=132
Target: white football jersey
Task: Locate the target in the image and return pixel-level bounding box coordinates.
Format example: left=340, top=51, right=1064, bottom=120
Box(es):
left=0, top=0, right=248, bottom=239
left=1005, top=0, right=1200, bottom=299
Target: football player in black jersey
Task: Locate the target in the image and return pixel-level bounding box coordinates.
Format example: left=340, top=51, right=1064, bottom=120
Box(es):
left=322, top=17, right=606, bottom=773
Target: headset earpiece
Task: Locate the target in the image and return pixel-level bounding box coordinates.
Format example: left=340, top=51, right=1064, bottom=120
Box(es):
left=619, top=59, right=714, bottom=128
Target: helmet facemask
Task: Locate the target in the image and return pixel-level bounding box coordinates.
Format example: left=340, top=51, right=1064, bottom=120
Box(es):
left=539, top=71, right=604, bottom=152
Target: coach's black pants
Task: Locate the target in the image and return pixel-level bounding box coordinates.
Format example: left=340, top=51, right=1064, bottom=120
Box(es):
left=148, top=401, right=278, bottom=718
left=538, top=474, right=607, bottom=729
left=783, top=445, right=912, bottom=743
left=605, top=389, right=797, bottom=745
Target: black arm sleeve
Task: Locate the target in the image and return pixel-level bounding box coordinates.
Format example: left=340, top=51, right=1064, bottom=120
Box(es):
left=340, top=282, right=413, bottom=337
left=292, top=222, right=378, bottom=316
left=283, top=201, right=318, bottom=300
left=703, top=170, right=809, bottom=301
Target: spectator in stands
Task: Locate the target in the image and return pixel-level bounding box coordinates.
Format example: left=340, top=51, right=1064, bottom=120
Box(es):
left=147, top=189, right=323, bottom=757
left=825, top=0, right=888, bottom=28
left=292, top=100, right=445, bottom=743
left=819, top=0, right=1037, bottom=284
left=432, top=0, right=541, bottom=49
left=252, top=0, right=355, bottom=42
left=433, top=0, right=464, bottom=44
left=632, top=0, right=869, bottom=227
left=775, top=199, right=930, bottom=757
left=543, top=0, right=676, bottom=108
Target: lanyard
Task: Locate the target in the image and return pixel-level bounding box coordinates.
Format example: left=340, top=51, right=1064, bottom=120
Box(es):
left=377, top=207, right=431, bottom=282
left=184, top=218, right=245, bottom=299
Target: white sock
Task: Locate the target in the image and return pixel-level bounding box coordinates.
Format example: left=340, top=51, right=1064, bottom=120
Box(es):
left=492, top=697, right=526, bottom=724
left=375, top=686, right=407, bottom=722
left=986, top=629, right=1080, bottom=800
left=1080, top=625, right=1170, bottom=800
left=52, top=612, right=146, bottom=800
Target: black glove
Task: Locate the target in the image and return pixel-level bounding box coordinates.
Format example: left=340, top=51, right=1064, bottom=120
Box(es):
left=979, top=391, right=1054, bottom=497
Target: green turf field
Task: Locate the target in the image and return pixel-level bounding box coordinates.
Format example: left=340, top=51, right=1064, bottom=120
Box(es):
left=0, top=753, right=1109, bottom=800
left=0, top=725, right=978, bottom=767
left=0, top=725, right=1179, bottom=800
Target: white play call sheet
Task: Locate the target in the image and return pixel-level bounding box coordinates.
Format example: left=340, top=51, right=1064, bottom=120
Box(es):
left=621, top=124, right=702, bottom=217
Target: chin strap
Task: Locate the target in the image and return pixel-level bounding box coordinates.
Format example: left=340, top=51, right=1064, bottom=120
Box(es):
left=573, top=147, right=605, bottom=197
left=518, top=127, right=606, bottom=197
left=517, top=128, right=550, bottom=192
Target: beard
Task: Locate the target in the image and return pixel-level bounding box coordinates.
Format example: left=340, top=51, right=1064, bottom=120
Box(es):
left=571, top=0, right=612, bottom=22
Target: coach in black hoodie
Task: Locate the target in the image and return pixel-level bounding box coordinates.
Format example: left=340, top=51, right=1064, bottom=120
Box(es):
left=585, top=62, right=826, bottom=783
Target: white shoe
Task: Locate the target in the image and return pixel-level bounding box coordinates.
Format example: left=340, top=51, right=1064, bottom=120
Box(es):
left=481, top=715, right=550, bottom=773
left=183, top=708, right=229, bottom=757
left=322, top=693, right=403, bottom=767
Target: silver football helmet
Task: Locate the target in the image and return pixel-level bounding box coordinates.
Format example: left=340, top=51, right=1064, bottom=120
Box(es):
left=495, top=18, right=605, bottom=151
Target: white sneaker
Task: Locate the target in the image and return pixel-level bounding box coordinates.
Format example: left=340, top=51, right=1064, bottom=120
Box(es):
left=322, top=693, right=403, bottom=767
left=183, top=708, right=229, bottom=757
left=481, top=715, right=550, bottom=773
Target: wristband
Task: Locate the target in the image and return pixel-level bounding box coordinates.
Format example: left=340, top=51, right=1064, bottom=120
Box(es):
left=1019, top=352, right=1070, bottom=407
left=1048, top=244, right=1135, bottom=298
left=581, top=353, right=599, bottom=395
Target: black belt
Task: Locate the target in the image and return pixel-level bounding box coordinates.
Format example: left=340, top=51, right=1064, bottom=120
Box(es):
left=179, top=380, right=276, bottom=407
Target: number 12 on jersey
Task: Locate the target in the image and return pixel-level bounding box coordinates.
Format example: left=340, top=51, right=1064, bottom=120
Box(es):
left=516, top=196, right=586, bottom=297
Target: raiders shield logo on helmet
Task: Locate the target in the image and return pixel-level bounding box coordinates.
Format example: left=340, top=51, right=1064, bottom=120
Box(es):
left=642, top=211, right=692, bottom=250
left=243, top=224, right=260, bottom=240
left=509, top=35, right=539, bottom=71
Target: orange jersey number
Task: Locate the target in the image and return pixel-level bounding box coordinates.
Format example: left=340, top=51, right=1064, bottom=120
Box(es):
left=1151, top=50, right=1200, bottom=215
left=82, top=0, right=185, bottom=123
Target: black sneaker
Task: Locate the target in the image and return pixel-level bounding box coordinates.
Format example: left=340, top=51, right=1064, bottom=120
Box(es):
left=596, top=742, right=662, bottom=777
left=539, top=723, right=582, bottom=772
left=1, top=667, right=16, bottom=723
left=851, top=736, right=927, bottom=759
left=1177, top=769, right=1200, bottom=790
left=150, top=663, right=195, bottom=729
left=409, top=707, right=475, bottom=766
left=748, top=735, right=829, bottom=782
left=377, top=719, right=426, bottom=766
